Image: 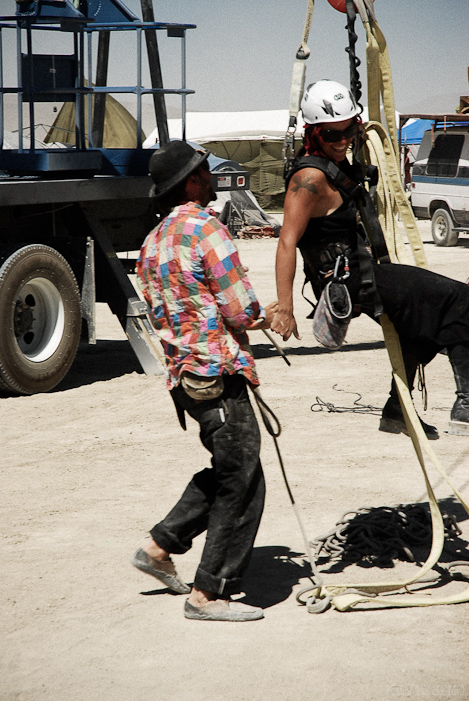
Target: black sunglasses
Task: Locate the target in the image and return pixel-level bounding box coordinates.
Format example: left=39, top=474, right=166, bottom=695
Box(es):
left=319, top=122, right=356, bottom=143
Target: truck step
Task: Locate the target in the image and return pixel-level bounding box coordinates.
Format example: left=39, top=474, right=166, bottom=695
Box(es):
left=448, top=420, right=469, bottom=436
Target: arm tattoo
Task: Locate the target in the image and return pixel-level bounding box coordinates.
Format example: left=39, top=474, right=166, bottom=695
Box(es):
left=290, top=172, right=319, bottom=195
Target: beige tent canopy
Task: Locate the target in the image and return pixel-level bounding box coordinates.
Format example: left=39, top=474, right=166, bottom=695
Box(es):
left=44, top=93, right=145, bottom=148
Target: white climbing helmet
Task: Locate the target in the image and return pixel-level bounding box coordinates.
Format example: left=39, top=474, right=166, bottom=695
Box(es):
left=301, top=80, right=360, bottom=124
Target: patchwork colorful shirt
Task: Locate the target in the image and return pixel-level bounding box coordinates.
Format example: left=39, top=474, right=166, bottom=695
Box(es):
left=136, top=203, right=265, bottom=390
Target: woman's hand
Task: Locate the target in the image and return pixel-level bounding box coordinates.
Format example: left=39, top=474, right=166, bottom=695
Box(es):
left=271, top=309, right=301, bottom=342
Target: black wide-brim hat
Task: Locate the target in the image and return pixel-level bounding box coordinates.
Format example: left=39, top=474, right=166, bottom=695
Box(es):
left=149, top=140, right=210, bottom=198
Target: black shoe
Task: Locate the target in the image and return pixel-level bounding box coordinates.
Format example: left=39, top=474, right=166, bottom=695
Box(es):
left=450, top=397, right=469, bottom=424
left=449, top=398, right=469, bottom=435
left=448, top=344, right=469, bottom=432
left=379, top=401, right=439, bottom=440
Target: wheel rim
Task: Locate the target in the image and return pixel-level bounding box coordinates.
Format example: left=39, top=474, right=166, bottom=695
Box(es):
left=14, top=277, right=65, bottom=362
left=434, top=214, right=448, bottom=240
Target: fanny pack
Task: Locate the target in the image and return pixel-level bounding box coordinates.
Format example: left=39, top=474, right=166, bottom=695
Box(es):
left=312, top=280, right=352, bottom=351
left=180, top=372, right=224, bottom=401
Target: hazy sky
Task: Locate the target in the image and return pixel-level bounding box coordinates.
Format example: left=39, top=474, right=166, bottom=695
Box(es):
left=2, top=0, right=468, bottom=116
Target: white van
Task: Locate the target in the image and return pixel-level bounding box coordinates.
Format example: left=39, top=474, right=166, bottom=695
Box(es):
left=410, top=127, right=469, bottom=246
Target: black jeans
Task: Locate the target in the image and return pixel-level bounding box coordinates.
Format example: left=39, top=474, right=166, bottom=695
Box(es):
left=150, top=374, right=265, bottom=597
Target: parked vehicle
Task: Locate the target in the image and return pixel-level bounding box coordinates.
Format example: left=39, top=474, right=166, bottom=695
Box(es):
left=409, top=125, right=469, bottom=246
left=0, top=0, right=249, bottom=395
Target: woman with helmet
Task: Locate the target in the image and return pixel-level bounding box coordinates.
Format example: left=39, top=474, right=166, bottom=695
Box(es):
left=271, top=79, right=469, bottom=438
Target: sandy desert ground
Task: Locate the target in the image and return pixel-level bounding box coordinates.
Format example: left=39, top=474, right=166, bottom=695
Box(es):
left=2, top=221, right=469, bottom=701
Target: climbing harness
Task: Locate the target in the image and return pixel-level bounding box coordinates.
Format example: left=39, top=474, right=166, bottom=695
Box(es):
left=286, top=153, right=390, bottom=266
left=287, top=153, right=385, bottom=317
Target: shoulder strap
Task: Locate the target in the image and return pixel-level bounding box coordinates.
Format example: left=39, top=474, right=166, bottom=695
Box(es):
left=287, top=154, right=390, bottom=266
left=286, top=155, right=364, bottom=201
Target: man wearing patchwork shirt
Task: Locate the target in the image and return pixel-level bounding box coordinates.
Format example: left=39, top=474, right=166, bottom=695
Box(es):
left=132, top=140, right=277, bottom=622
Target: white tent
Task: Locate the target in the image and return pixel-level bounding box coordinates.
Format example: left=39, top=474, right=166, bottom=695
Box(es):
left=143, top=110, right=302, bottom=147
left=142, top=106, right=405, bottom=147
left=143, top=110, right=304, bottom=202
left=142, top=108, right=400, bottom=201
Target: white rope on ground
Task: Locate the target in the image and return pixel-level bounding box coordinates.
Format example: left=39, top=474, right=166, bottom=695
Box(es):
left=325, top=314, right=469, bottom=611
left=326, top=3, right=469, bottom=611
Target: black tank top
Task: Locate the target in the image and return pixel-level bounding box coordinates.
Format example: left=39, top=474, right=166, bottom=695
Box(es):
left=297, top=197, right=360, bottom=282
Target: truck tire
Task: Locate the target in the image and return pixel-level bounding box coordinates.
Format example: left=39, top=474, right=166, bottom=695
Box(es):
left=0, top=244, right=81, bottom=395
left=431, top=208, right=459, bottom=247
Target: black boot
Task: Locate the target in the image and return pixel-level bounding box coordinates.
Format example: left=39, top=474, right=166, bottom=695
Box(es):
left=448, top=344, right=469, bottom=425
left=379, top=352, right=439, bottom=440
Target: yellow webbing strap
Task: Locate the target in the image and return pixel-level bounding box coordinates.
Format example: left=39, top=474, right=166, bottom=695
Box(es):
left=298, top=0, right=315, bottom=60
left=287, top=0, right=315, bottom=124
left=361, top=122, right=428, bottom=268
left=360, top=14, right=399, bottom=158
left=352, top=2, right=427, bottom=268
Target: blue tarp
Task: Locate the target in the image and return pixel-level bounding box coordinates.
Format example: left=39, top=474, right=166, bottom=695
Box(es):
left=399, top=119, right=433, bottom=145
left=399, top=118, right=469, bottom=145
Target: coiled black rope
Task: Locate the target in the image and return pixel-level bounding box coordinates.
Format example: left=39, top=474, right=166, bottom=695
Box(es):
left=310, top=504, right=463, bottom=567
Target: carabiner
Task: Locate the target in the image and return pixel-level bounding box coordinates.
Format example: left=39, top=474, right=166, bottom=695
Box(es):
left=333, top=254, right=350, bottom=282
